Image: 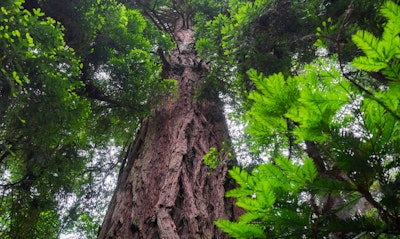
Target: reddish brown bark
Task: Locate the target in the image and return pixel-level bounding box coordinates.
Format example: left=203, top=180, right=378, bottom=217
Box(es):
left=97, top=17, right=238, bottom=239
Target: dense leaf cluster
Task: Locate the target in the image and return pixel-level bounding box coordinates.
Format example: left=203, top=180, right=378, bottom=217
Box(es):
left=217, top=1, right=400, bottom=238
left=0, top=1, right=90, bottom=238
left=0, top=0, right=174, bottom=238
left=195, top=0, right=387, bottom=108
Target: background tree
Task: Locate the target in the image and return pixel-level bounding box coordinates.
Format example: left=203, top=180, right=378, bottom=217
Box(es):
left=0, top=1, right=90, bottom=237
left=3, top=0, right=236, bottom=238
left=194, top=0, right=389, bottom=166
left=0, top=0, right=173, bottom=237
left=195, top=0, right=387, bottom=109
left=97, top=0, right=240, bottom=237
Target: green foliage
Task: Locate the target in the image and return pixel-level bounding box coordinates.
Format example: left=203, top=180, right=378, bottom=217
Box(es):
left=204, top=147, right=219, bottom=170
left=217, top=157, right=317, bottom=238
left=0, top=0, right=92, bottom=238
left=195, top=0, right=331, bottom=103
left=218, top=1, right=400, bottom=238
left=204, top=142, right=233, bottom=170
left=1, top=0, right=398, bottom=238
left=0, top=0, right=174, bottom=238
left=216, top=220, right=267, bottom=239
left=247, top=57, right=351, bottom=157
left=352, top=1, right=400, bottom=81
left=195, top=0, right=388, bottom=113
left=38, top=0, right=175, bottom=145
left=192, top=0, right=226, bottom=22
left=82, top=1, right=176, bottom=144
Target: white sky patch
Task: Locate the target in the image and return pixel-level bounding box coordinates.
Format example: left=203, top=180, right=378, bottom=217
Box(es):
left=60, top=233, right=80, bottom=239
left=222, top=94, right=269, bottom=166
left=223, top=97, right=252, bottom=165
left=58, top=143, right=122, bottom=239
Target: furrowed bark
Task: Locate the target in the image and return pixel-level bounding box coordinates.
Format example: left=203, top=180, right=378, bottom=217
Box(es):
left=98, top=16, right=238, bottom=239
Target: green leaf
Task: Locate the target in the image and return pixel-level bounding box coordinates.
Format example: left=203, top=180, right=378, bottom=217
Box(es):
left=215, top=220, right=267, bottom=239
left=12, top=71, right=22, bottom=85
left=352, top=56, right=388, bottom=71
left=380, top=1, right=400, bottom=26
left=204, top=147, right=220, bottom=169
left=352, top=30, right=385, bottom=60
left=236, top=197, right=263, bottom=211
left=255, top=180, right=276, bottom=207
left=351, top=1, right=400, bottom=81
left=32, top=8, right=45, bottom=17
left=300, top=158, right=317, bottom=183
left=25, top=32, right=34, bottom=47
left=229, top=167, right=254, bottom=189
left=226, top=188, right=254, bottom=198
left=1, top=6, right=8, bottom=15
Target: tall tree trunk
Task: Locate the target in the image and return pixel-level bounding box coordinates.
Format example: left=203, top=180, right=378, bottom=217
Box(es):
left=98, top=16, right=238, bottom=239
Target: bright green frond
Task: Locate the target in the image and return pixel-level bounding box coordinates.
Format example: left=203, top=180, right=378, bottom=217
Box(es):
left=226, top=188, right=255, bottom=198
left=380, top=1, right=400, bottom=26
left=255, top=181, right=276, bottom=207
left=239, top=211, right=266, bottom=224
left=352, top=30, right=385, bottom=60
left=301, top=158, right=318, bottom=183
left=229, top=167, right=254, bottom=189
left=352, top=56, right=388, bottom=71
left=215, top=220, right=267, bottom=239
left=352, top=1, right=400, bottom=81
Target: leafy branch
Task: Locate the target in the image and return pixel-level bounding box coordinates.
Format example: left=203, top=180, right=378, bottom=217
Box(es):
left=336, top=1, right=400, bottom=121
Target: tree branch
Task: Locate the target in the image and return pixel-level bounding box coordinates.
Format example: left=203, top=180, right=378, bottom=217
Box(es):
left=79, top=60, right=142, bottom=111
left=335, top=2, right=400, bottom=121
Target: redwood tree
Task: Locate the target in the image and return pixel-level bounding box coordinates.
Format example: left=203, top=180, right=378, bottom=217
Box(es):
left=97, top=2, right=238, bottom=238
left=0, top=0, right=238, bottom=237
left=3, top=0, right=392, bottom=238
